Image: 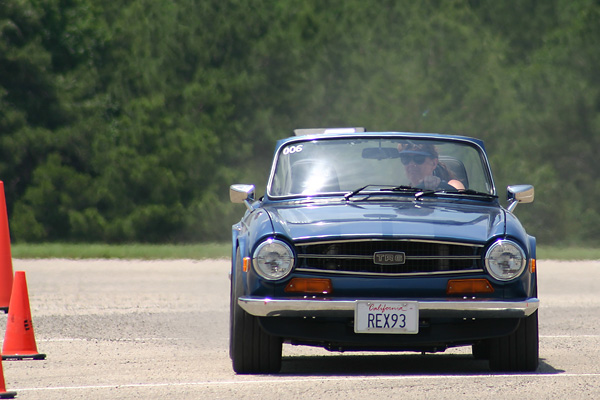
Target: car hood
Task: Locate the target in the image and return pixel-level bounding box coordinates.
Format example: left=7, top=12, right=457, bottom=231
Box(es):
left=266, top=200, right=505, bottom=244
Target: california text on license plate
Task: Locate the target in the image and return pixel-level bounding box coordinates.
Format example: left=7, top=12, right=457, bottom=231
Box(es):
left=354, top=301, right=419, bottom=334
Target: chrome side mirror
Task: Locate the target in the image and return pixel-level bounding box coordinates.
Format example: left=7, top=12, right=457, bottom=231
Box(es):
left=230, top=184, right=256, bottom=210
left=507, top=185, right=534, bottom=212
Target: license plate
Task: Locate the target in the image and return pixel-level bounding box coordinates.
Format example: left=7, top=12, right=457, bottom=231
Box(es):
left=354, top=301, right=419, bottom=334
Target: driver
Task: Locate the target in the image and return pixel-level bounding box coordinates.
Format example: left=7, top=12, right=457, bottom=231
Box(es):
left=398, top=143, right=465, bottom=191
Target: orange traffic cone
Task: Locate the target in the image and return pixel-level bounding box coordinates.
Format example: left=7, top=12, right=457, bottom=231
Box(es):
left=0, top=358, right=16, bottom=398
left=0, top=182, right=14, bottom=313
left=2, top=271, right=46, bottom=360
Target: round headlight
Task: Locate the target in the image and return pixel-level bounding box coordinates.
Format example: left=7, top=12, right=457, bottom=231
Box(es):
left=485, top=240, right=527, bottom=281
left=253, top=239, right=295, bottom=280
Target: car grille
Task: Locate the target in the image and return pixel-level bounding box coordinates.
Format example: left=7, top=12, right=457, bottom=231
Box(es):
left=295, top=239, right=484, bottom=276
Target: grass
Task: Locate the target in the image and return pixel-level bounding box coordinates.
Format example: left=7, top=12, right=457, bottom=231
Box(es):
left=9, top=243, right=600, bottom=261
left=11, top=242, right=231, bottom=260
left=536, top=246, right=600, bottom=261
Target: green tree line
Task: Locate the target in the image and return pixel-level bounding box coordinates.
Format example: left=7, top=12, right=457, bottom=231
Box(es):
left=0, top=0, right=598, bottom=245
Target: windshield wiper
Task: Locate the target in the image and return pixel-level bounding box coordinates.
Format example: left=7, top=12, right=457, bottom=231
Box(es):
left=346, top=184, right=468, bottom=201
left=414, top=189, right=439, bottom=200
left=344, top=184, right=403, bottom=200
left=388, top=185, right=421, bottom=192
left=446, top=189, right=498, bottom=199
left=414, top=188, right=498, bottom=200
left=344, top=185, right=375, bottom=200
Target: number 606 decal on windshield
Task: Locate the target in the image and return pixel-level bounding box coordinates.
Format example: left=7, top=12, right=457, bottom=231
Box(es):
left=282, top=145, right=303, bottom=155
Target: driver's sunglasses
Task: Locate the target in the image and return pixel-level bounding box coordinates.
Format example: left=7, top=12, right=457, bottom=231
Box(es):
left=400, top=154, right=427, bottom=165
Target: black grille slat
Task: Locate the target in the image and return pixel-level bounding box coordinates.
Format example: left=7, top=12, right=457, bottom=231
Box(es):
left=296, top=239, right=483, bottom=276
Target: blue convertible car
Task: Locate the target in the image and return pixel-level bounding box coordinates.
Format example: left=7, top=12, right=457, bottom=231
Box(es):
left=230, top=128, right=538, bottom=374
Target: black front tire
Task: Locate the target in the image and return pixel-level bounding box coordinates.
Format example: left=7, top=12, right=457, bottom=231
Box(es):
left=489, top=311, right=539, bottom=372
left=472, top=341, right=491, bottom=360
left=231, top=302, right=282, bottom=374
left=230, top=250, right=282, bottom=374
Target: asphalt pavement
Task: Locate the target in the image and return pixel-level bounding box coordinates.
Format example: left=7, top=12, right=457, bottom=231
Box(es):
left=0, top=258, right=598, bottom=399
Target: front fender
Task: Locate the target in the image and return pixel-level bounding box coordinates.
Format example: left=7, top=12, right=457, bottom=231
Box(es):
left=528, top=235, right=538, bottom=297
left=528, top=235, right=537, bottom=260
left=232, top=205, right=276, bottom=298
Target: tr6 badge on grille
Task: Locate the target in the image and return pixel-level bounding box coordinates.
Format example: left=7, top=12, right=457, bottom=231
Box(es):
left=373, top=251, right=406, bottom=265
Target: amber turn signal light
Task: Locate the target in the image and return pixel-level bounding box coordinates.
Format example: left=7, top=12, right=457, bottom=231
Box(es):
left=530, top=258, right=536, bottom=273
left=285, top=278, right=332, bottom=294
left=446, top=279, right=494, bottom=295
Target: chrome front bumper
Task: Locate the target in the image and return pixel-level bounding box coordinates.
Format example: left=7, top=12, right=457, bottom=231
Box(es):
left=238, top=296, right=539, bottom=318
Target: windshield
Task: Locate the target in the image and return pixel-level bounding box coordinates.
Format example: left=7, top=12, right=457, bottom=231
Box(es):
left=268, top=137, right=494, bottom=198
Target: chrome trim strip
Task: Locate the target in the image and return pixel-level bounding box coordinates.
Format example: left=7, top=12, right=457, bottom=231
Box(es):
left=238, top=296, right=539, bottom=318
left=295, top=238, right=485, bottom=248
left=298, top=254, right=480, bottom=260
left=298, top=254, right=374, bottom=260
left=294, top=268, right=483, bottom=277
left=410, top=256, right=480, bottom=260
